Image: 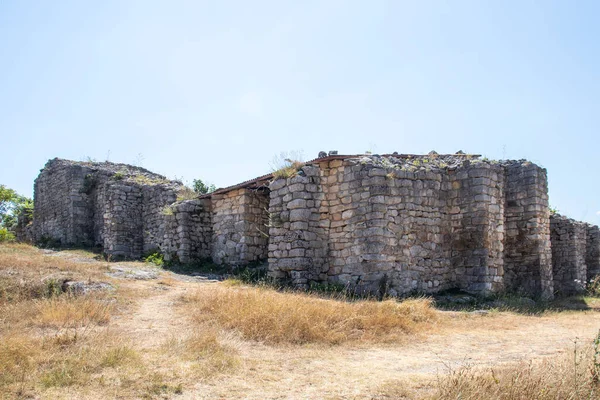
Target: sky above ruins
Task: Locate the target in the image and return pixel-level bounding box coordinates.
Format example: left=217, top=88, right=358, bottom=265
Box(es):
left=0, top=0, right=599, bottom=223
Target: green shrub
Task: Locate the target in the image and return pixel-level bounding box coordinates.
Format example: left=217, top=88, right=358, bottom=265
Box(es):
left=0, top=227, right=15, bottom=242
left=144, top=252, right=165, bottom=267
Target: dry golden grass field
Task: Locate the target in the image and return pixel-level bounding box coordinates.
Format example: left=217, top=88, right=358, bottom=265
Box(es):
left=2, top=242, right=600, bottom=399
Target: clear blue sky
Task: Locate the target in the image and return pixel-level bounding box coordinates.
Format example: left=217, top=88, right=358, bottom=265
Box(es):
left=1, top=1, right=598, bottom=223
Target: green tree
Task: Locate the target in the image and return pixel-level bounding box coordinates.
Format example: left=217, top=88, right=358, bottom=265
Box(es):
left=0, top=185, right=33, bottom=230
left=192, top=179, right=216, bottom=195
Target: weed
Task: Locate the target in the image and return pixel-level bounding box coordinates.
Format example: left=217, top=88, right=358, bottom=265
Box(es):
left=272, top=160, right=304, bottom=179
left=144, top=252, right=165, bottom=267
left=176, top=187, right=197, bottom=201
left=160, top=205, right=174, bottom=216
left=112, top=171, right=125, bottom=181
left=100, top=346, right=139, bottom=368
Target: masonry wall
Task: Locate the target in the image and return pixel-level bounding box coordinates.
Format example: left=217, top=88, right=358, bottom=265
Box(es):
left=587, top=225, right=600, bottom=280
left=269, top=157, right=511, bottom=296
left=142, top=185, right=178, bottom=254
left=502, top=162, right=553, bottom=298
left=212, top=188, right=270, bottom=265
left=161, top=199, right=212, bottom=263
left=102, top=182, right=144, bottom=258
left=268, top=167, right=328, bottom=287
left=32, top=159, right=183, bottom=259
left=267, top=156, right=569, bottom=297
left=33, top=159, right=95, bottom=246
left=550, top=214, right=588, bottom=295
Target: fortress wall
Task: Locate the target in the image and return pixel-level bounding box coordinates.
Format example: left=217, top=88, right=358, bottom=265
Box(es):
left=445, top=162, right=505, bottom=294
left=325, top=159, right=451, bottom=296
left=142, top=184, right=178, bottom=254
left=268, top=157, right=506, bottom=296
left=587, top=224, right=600, bottom=280
left=31, top=156, right=600, bottom=299
left=212, top=188, right=270, bottom=265
left=503, top=162, right=553, bottom=298
left=267, top=166, right=327, bottom=287
left=102, top=182, right=144, bottom=259
left=161, top=199, right=212, bottom=263
left=33, top=159, right=95, bottom=246
left=550, top=214, right=588, bottom=295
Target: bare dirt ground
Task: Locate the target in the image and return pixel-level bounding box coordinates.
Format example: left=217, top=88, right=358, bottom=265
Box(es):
left=110, top=271, right=600, bottom=400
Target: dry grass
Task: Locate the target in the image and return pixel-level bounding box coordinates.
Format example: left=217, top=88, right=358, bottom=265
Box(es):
left=160, top=329, right=240, bottom=378
left=374, top=335, right=600, bottom=400
left=0, top=243, right=140, bottom=397
left=184, top=285, right=439, bottom=345
left=272, top=160, right=304, bottom=179
left=430, top=339, right=600, bottom=400
left=0, top=243, right=108, bottom=304
left=36, top=295, right=113, bottom=328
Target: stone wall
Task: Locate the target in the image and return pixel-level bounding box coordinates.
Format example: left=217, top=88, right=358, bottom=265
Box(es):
left=30, top=155, right=600, bottom=299
left=33, top=159, right=94, bottom=246
left=160, top=199, right=212, bottom=263
left=502, top=162, right=553, bottom=298
left=445, top=162, right=505, bottom=294
left=267, top=155, right=568, bottom=298
left=142, top=185, right=178, bottom=255
left=32, top=158, right=182, bottom=258
left=587, top=224, right=600, bottom=280
left=212, top=188, right=270, bottom=265
left=550, top=214, right=588, bottom=295
left=269, top=155, right=515, bottom=296
left=268, top=167, right=327, bottom=287
left=102, top=182, right=144, bottom=258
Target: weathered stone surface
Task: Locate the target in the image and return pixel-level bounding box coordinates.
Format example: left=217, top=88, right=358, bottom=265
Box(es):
left=30, top=154, right=600, bottom=299
left=32, top=158, right=181, bottom=259
left=107, top=266, right=159, bottom=280
left=550, top=214, right=588, bottom=295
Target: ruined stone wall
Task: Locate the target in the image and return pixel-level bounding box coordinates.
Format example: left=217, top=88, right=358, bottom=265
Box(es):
left=268, top=167, right=327, bottom=288
left=102, top=182, right=144, bottom=258
left=32, top=158, right=183, bottom=258
left=142, top=185, right=178, bottom=254
left=33, top=159, right=94, bottom=246
left=212, top=188, right=270, bottom=265
left=550, top=214, right=588, bottom=295
left=161, top=199, right=212, bottom=263
left=502, top=162, right=553, bottom=298
left=586, top=224, right=600, bottom=280
left=444, top=162, right=505, bottom=294
left=269, top=156, right=511, bottom=296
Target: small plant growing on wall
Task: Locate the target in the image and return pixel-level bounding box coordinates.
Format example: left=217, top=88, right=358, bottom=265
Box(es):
left=177, top=187, right=197, bottom=201
left=270, top=151, right=305, bottom=179
left=161, top=205, right=174, bottom=216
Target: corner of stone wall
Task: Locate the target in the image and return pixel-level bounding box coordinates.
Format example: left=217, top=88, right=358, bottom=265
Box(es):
left=587, top=224, right=600, bottom=280
left=445, top=161, right=505, bottom=295
left=502, top=161, right=553, bottom=299
left=211, top=188, right=270, bottom=266
left=160, top=198, right=212, bottom=264
left=102, top=181, right=144, bottom=259
left=267, top=164, right=326, bottom=288
left=550, top=214, right=588, bottom=295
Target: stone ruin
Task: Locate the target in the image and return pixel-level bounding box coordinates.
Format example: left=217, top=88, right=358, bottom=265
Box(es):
left=24, top=154, right=600, bottom=300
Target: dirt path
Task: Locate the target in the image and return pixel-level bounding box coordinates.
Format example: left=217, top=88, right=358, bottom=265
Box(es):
left=113, top=281, right=191, bottom=348
left=106, top=271, right=600, bottom=399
